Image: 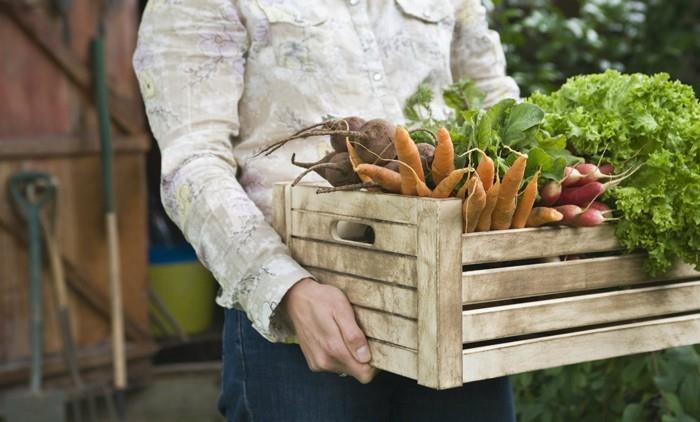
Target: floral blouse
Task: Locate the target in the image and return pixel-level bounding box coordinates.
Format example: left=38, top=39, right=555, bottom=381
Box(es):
left=133, top=0, right=519, bottom=342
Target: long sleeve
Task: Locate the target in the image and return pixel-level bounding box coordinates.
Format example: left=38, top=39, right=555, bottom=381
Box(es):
left=133, top=0, right=312, bottom=342
left=451, top=0, right=520, bottom=106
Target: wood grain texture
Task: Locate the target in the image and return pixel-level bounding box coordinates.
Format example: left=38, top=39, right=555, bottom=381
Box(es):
left=355, top=308, right=417, bottom=349
left=462, top=279, right=700, bottom=343
left=462, top=314, right=700, bottom=383
left=291, top=209, right=417, bottom=256
left=291, top=238, right=417, bottom=287
left=367, top=340, right=417, bottom=380
left=0, top=152, right=149, bottom=366
left=462, top=254, right=699, bottom=303
left=271, top=182, right=287, bottom=240
left=291, top=184, right=419, bottom=224
left=309, top=268, right=417, bottom=318
left=415, top=199, right=463, bottom=389
left=462, top=224, right=619, bottom=264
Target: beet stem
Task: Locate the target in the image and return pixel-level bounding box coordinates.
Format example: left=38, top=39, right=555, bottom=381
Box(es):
left=258, top=130, right=369, bottom=157
left=315, top=182, right=381, bottom=194
left=291, top=163, right=342, bottom=186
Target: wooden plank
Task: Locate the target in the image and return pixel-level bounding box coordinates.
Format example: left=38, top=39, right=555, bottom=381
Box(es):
left=462, top=225, right=619, bottom=264
left=309, top=268, right=417, bottom=318
left=462, top=254, right=699, bottom=303
left=414, top=199, right=463, bottom=389
left=271, top=182, right=287, bottom=239
left=0, top=134, right=150, bottom=158
left=0, top=3, right=143, bottom=135
left=462, top=314, right=700, bottom=383
left=367, top=340, right=417, bottom=380
left=291, top=184, right=419, bottom=224
left=355, top=308, right=417, bottom=349
left=291, top=238, right=417, bottom=287
left=291, top=209, right=417, bottom=256
left=462, top=280, right=700, bottom=343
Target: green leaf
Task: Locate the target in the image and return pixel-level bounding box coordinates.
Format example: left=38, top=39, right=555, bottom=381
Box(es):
left=663, top=392, right=685, bottom=416
left=501, top=103, right=545, bottom=146
left=622, top=404, right=644, bottom=422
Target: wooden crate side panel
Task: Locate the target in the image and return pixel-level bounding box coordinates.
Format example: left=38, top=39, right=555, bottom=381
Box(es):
left=462, top=314, right=700, bottom=383
left=367, top=340, right=417, bottom=380
left=291, top=238, right=417, bottom=287
left=415, top=199, right=463, bottom=389
left=309, top=268, right=417, bottom=318
left=291, top=209, right=417, bottom=256
left=462, top=254, right=699, bottom=303
left=290, top=184, right=419, bottom=224
left=462, top=279, right=700, bottom=343
left=355, top=308, right=417, bottom=350
left=461, top=225, right=619, bottom=264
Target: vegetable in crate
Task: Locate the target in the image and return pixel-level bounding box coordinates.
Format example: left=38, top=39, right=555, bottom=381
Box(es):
left=530, top=70, right=700, bottom=274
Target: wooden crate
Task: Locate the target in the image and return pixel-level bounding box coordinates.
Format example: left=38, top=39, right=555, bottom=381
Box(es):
left=273, top=183, right=700, bottom=389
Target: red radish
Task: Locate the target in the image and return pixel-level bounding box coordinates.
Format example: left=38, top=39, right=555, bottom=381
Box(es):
left=575, top=163, right=607, bottom=186
left=589, top=201, right=611, bottom=213
left=561, top=166, right=583, bottom=187
left=574, top=208, right=609, bottom=227
left=555, top=182, right=606, bottom=207
left=555, top=204, right=583, bottom=226
left=599, top=164, right=614, bottom=175
left=540, top=180, right=562, bottom=206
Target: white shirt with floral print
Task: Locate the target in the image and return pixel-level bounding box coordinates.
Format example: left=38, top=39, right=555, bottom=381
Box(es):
left=133, top=0, right=519, bottom=342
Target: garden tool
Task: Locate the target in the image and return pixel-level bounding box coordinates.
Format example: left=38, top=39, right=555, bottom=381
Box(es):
left=5, top=171, right=66, bottom=422
left=92, top=14, right=127, bottom=419
left=39, top=190, right=99, bottom=422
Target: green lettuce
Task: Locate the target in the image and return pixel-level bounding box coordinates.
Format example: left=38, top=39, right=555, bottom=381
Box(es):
left=529, top=70, right=700, bottom=275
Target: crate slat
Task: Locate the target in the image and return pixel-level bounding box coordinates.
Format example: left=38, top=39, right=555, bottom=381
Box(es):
left=309, top=268, right=417, bottom=318
left=291, top=238, right=417, bottom=287
left=414, top=200, right=464, bottom=389
left=291, top=210, right=417, bottom=256
left=355, top=308, right=417, bottom=349
left=291, top=184, right=419, bottom=224
left=462, top=254, right=699, bottom=303
left=462, top=279, right=700, bottom=343
left=368, top=340, right=417, bottom=379
left=461, top=225, right=619, bottom=264
left=462, top=314, right=700, bottom=383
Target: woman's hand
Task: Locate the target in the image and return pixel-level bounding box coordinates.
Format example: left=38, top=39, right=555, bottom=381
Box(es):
left=282, top=278, right=378, bottom=384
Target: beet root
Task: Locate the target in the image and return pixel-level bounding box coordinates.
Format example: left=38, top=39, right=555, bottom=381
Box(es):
left=355, top=119, right=397, bottom=164
left=416, top=143, right=435, bottom=174
left=329, top=117, right=366, bottom=153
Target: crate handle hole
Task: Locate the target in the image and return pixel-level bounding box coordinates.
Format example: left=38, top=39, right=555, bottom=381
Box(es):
left=332, top=221, right=375, bottom=245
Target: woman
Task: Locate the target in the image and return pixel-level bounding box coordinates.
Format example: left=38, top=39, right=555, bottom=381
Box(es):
left=134, top=1, right=519, bottom=420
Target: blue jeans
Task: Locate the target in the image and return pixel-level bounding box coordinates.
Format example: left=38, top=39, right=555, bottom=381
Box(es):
left=219, top=309, right=515, bottom=422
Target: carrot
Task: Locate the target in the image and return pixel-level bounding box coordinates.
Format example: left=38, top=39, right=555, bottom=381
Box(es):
left=355, top=164, right=402, bottom=193
left=491, top=155, right=528, bottom=230
left=394, top=127, right=425, bottom=195
left=476, top=179, right=500, bottom=232
left=463, top=176, right=487, bottom=233
left=526, top=207, right=564, bottom=227
left=346, top=139, right=372, bottom=184
left=432, top=168, right=470, bottom=199
left=476, top=152, right=495, bottom=192
left=457, top=178, right=470, bottom=200
left=511, top=171, right=539, bottom=229
left=431, top=127, right=455, bottom=185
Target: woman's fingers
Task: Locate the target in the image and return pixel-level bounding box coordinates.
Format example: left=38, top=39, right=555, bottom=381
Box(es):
left=333, top=300, right=371, bottom=363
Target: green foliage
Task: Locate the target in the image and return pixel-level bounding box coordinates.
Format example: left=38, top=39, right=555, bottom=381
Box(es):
left=489, top=0, right=700, bottom=97
left=514, top=347, right=700, bottom=421
left=529, top=70, right=700, bottom=276
left=403, top=80, right=578, bottom=181
left=491, top=0, right=700, bottom=418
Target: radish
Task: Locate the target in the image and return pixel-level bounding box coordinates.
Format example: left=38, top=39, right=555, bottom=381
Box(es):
left=555, top=182, right=606, bottom=207
left=575, top=163, right=607, bottom=186
left=561, top=166, right=583, bottom=187
left=555, top=204, right=583, bottom=226
left=574, top=208, right=611, bottom=227
left=589, top=201, right=611, bottom=213
left=539, top=180, right=562, bottom=206
left=599, top=164, right=614, bottom=175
